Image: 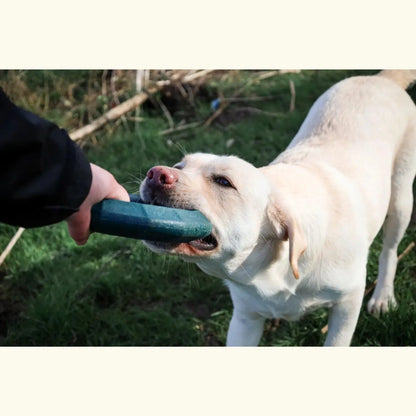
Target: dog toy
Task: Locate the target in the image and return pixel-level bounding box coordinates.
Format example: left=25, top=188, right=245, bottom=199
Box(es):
left=90, top=194, right=212, bottom=242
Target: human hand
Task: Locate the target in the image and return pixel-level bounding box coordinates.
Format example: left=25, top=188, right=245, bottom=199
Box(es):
left=66, top=163, right=130, bottom=245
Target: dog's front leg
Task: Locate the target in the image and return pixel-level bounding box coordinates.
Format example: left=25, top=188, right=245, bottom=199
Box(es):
left=324, top=289, right=364, bottom=346
left=226, top=309, right=265, bottom=346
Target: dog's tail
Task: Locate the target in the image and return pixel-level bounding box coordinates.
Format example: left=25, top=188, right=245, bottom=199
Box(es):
left=377, top=70, right=416, bottom=89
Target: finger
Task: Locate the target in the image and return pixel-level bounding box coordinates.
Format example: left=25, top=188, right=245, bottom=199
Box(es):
left=106, top=182, right=130, bottom=202
left=67, top=209, right=91, bottom=245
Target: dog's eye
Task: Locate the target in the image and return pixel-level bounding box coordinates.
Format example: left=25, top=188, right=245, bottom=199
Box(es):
left=213, top=175, right=235, bottom=188
left=173, top=163, right=184, bottom=170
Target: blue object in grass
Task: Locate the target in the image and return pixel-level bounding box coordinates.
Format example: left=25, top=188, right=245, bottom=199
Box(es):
left=90, top=194, right=212, bottom=242
left=211, top=98, right=221, bottom=111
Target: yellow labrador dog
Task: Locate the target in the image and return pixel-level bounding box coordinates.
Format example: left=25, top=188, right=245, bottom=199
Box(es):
left=140, top=70, right=416, bottom=346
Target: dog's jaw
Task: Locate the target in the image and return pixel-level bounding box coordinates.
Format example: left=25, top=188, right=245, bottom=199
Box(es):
left=143, top=232, right=219, bottom=258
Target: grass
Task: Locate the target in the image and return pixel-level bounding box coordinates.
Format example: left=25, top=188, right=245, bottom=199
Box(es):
left=0, top=70, right=415, bottom=346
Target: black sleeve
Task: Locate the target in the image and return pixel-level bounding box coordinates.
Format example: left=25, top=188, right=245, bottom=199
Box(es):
left=0, top=88, right=92, bottom=228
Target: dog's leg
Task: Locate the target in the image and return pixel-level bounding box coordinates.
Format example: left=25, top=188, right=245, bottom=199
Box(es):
left=324, top=288, right=364, bottom=346
left=367, top=178, right=414, bottom=316
left=368, top=123, right=416, bottom=316
left=226, top=309, right=265, bottom=346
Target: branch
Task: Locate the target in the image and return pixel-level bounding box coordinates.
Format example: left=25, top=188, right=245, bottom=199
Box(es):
left=69, top=90, right=153, bottom=141
left=0, top=227, right=25, bottom=267
left=289, top=80, right=296, bottom=112
left=159, top=121, right=202, bottom=136
left=69, top=70, right=215, bottom=142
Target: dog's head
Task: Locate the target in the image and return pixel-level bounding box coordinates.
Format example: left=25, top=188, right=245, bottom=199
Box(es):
left=139, top=153, right=306, bottom=281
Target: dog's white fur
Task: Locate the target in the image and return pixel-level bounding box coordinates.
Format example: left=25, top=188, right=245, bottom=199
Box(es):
left=140, top=70, right=416, bottom=346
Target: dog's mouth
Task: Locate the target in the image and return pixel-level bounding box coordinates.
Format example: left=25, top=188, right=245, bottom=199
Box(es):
left=145, top=232, right=218, bottom=256
left=140, top=193, right=219, bottom=255
left=187, top=233, right=218, bottom=251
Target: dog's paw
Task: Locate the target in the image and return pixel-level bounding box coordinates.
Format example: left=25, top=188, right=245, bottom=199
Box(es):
left=367, top=288, right=397, bottom=317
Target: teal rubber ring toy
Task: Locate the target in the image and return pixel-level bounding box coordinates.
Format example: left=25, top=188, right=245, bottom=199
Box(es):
left=90, top=194, right=212, bottom=242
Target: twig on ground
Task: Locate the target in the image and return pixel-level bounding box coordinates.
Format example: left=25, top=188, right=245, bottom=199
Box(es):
left=176, top=82, right=188, bottom=99
left=135, top=70, right=150, bottom=131
left=0, top=227, right=25, bottom=267
left=224, top=96, right=277, bottom=103
left=70, top=70, right=214, bottom=141
left=160, top=101, right=175, bottom=129
left=398, top=241, right=415, bottom=261
left=257, top=70, right=301, bottom=81
left=289, top=80, right=296, bottom=112
left=179, top=70, right=213, bottom=83
left=184, top=83, right=195, bottom=108
left=101, top=70, right=108, bottom=96
left=70, top=90, right=152, bottom=141
left=204, top=102, right=230, bottom=127
left=110, top=71, right=121, bottom=106
left=363, top=241, right=415, bottom=297
left=229, top=107, right=284, bottom=118
left=159, top=121, right=202, bottom=136
left=149, top=93, right=174, bottom=130
left=126, top=116, right=144, bottom=123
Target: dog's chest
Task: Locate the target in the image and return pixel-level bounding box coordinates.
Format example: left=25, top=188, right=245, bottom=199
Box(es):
left=227, top=280, right=335, bottom=321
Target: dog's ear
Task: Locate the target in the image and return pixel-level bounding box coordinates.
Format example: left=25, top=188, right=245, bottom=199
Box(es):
left=285, top=214, right=307, bottom=279
left=267, top=205, right=307, bottom=280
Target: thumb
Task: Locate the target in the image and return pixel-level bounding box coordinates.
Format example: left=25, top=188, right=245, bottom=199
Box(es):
left=66, top=163, right=129, bottom=245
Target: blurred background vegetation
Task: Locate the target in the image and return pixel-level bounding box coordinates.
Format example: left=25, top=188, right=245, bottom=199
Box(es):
left=0, top=69, right=415, bottom=346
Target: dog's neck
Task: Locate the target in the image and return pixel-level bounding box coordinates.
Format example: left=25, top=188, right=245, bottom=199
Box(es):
left=195, top=238, right=297, bottom=294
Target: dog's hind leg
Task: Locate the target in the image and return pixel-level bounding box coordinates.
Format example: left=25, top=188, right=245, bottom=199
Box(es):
left=367, top=133, right=416, bottom=316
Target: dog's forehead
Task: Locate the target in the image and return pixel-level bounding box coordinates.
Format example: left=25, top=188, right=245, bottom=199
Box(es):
left=182, top=152, right=256, bottom=172
left=181, top=152, right=220, bottom=166
left=181, top=152, right=269, bottom=197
